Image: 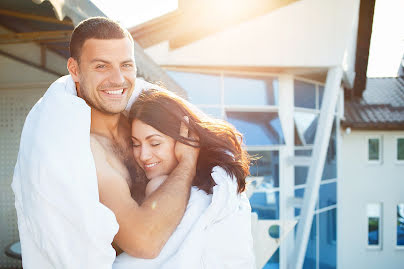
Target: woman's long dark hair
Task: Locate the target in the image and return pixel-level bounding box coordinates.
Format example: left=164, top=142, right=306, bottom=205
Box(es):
left=129, top=89, right=250, bottom=194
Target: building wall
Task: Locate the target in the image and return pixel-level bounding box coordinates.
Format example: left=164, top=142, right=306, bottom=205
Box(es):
left=145, top=0, right=360, bottom=68
left=0, top=52, right=57, bottom=267
left=338, top=130, right=404, bottom=269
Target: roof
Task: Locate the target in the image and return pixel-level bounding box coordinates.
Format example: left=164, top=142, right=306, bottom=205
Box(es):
left=343, top=77, right=404, bottom=130
left=0, top=0, right=185, bottom=96
left=129, top=0, right=299, bottom=50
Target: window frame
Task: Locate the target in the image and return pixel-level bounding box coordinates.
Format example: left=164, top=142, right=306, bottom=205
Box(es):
left=395, top=136, right=404, bottom=164
left=366, top=136, right=383, bottom=164
left=366, top=202, right=383, bottom=250
left=396, top=203, right=404, bottom=249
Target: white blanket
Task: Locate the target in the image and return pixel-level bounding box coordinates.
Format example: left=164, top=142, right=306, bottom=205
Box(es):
left=11, top=75, right=155, bottom=269
left=113, top=167, right=256, bottom=269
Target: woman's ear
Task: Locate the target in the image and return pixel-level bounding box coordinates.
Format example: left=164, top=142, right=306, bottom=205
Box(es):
left=67, top=57, right=80, bottom=82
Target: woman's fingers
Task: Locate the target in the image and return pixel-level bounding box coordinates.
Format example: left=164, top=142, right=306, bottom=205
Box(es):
left=175, top=116, right=200, bottom=164
left=179, top=116, right=189, bottom=138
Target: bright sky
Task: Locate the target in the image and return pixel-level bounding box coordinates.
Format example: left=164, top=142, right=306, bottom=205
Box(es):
left=94, top=0, right=403, bottom=78
left=367, top=0, right=404, bottom=77
left=92, top=0, right=178, bottom=28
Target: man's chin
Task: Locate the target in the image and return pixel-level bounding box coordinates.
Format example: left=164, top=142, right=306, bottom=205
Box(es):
left=92, top=105, right=127, bottom=115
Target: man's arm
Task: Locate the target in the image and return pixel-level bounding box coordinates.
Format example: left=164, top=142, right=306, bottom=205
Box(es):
left=93, top=121, right=198, bottom=258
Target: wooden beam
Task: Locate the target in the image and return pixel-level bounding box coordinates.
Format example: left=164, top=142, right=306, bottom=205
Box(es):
left=0, top=30, right=72, bottom=44
left=40, top=45, right=46, bottom=67
left=0, top=49, right=63, bottom=77
left=353, top=0, right=376, bottom=98
left=43, top=44, right=69, bottom=51
left=0, top=9, right=73, bottom=26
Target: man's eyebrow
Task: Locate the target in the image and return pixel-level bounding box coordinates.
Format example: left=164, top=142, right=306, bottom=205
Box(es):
left=90, top=59, right=134, bottom=64
left=90, top=59, right=110, bottom=64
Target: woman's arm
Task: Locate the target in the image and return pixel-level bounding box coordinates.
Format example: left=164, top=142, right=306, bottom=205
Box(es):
left=91, top=132, right=198, bottom=258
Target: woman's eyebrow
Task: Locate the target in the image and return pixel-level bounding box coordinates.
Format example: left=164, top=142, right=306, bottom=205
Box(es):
left=130, top=134, right=162, bottom=140
left=145, top=134, right=162, bottom=140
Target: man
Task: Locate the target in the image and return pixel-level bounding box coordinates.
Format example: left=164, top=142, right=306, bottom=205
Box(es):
left=12, top=17, right=197, bottom=268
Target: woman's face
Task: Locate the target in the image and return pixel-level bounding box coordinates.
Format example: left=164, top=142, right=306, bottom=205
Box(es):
left=131, top=119, right=178, bottom=179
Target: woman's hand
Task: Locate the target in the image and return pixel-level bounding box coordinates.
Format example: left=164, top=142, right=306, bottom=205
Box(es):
left=174, top=117, right=200, bottom=174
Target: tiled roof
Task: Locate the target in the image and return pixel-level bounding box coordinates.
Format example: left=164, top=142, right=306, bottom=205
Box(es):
left=343, top=77, right=404, bottom=130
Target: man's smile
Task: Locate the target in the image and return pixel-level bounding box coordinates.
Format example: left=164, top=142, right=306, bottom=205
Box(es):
left=105, top=89, right=124, bottom=95
left=99, top=88, right=128, bottom=99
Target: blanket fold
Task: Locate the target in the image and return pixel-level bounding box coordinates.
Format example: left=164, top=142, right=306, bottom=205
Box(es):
left=113, top=167, right=256, bottom=269
left=12, top=75, right=155, bottom=268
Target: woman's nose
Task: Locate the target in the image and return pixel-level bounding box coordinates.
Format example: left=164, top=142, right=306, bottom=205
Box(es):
left=139, top=146, right=152, bottom=162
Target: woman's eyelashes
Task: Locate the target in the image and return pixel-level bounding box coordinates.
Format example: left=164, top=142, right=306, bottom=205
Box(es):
left=131, top=140, right=161, bottom=147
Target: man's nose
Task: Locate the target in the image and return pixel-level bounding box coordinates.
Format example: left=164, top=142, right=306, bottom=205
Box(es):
left=110, top=67, right=125, bottom=84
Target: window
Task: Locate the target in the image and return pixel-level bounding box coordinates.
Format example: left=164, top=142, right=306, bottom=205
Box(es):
left=397, top=138, right=404, bottom=162
left=249, top=150, right=279, bottom=188
left=367, top=136, right=382, bottom=163
left=167, top=71, right=221, bottom=105
left=294, top=79, right=325, bottom=110
left=367, top=203, right=382, bottom=249
left=319, top=182, right=336, bottom=209
left=226, top=111, right=285, bottom=146
left=397, top=204, right=404, bottom=247
left=294, top=112, right=318, bottom=145
left=318, top=86, right=324, bottom=108
left=294, top=80, right=316, bottom=109
left=224, top=75, right=278, bottom=106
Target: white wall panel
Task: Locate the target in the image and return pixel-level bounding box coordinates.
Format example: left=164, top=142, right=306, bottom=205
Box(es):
left=338, top=130, right=404, bottom=269
left=0, top=86, right=47, bottom=267
left=145, top=0, right=360, bottom=68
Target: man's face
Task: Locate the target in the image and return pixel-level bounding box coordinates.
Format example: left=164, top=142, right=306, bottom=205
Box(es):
left=72, top=38, right=136, bottom=114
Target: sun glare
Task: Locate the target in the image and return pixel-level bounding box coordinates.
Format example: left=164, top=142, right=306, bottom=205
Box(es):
left=367, top=0, right=404, bottom=77
left=93, top=0, right=178, bottom=28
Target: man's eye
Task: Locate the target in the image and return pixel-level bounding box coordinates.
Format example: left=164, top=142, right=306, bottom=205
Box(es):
left=96, top=65, right=106, bottom=69
left=151, top=143, right=160, bottom=147
left=132, top=143, right=140, bottom=148
left=123, top=63, right=133, bottom=68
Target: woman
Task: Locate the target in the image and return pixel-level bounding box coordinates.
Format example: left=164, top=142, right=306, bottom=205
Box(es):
left=113, top=89, right=255, bottom=268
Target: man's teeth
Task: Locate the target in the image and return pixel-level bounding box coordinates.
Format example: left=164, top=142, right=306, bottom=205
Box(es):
left=145, top=163, right=158, bottom=168
left=105, top=89, right=123, bottom=95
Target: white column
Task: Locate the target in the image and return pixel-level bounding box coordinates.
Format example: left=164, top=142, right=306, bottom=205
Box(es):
left=289, top=66, right=343, bottom=269
left=278, top=75, right=295, bottom=269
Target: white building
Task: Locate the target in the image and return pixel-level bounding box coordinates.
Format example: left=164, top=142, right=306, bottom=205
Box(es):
left=129, top=0, right=403, bottom=268
left=339, top=77, right=404, bottom=269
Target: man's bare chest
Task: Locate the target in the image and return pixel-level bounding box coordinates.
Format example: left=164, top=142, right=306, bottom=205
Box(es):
left=93, top=134, right=136, bottom=183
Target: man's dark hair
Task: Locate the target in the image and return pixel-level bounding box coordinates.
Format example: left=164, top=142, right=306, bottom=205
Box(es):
left=69, top=17, right=133, bottom=62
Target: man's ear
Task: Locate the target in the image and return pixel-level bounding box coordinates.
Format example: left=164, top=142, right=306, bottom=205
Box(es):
left=67, top=57, right=80, bottom=82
